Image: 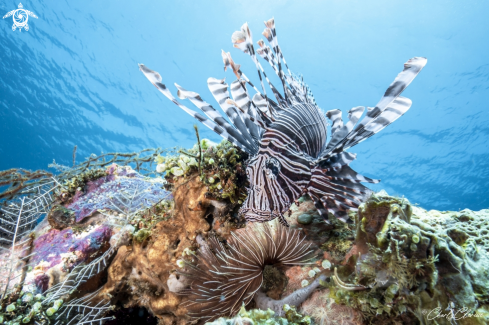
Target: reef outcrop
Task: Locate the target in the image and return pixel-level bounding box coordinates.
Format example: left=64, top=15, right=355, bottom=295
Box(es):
left=2, top=141, right=488, bottom=325
left=326, top=191, right=489, bottom=324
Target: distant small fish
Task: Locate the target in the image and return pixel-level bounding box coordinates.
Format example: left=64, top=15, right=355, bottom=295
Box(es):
left=139, top=18, right=426, bottom=225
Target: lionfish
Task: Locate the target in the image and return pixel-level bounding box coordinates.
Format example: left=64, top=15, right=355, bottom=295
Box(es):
left=139, top=18, right=426, bottom=226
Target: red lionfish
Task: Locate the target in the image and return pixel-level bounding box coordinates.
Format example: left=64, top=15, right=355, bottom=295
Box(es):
left=139, top=18, right=426, bottom=226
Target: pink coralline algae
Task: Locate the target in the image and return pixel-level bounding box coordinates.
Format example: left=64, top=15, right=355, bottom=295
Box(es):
left=21, top=164, right=171, bottom=294
left=67, top=164, right=171, bottom=222
left=32, top=225, right=112, bottom=270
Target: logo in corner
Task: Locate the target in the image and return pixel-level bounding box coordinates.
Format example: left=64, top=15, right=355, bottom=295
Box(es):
left=3, top=3, right=38, bottom=32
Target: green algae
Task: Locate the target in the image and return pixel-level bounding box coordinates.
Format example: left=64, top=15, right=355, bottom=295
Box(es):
left=0, top=292, right=61, bottom=325
left=61, top=168, right=106, bottom=195
left=156, top=139, right=248, bottom=204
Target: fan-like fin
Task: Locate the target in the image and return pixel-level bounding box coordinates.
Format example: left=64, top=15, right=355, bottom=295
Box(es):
left=319, top=57, right=426, bottom=160
left=232, top=23, right=270, bottom=111
left=230, top=80, right=263, bottom=144
left=262, top=18, right=290, bottom=101
left=326, top=110, right=343, bottom=135
left=308, top=165, right=375, bottom=223
left=263, top=18, right=292, bottom=76
left=343, top=96, right=412, bottom=149
left=206, top=78, right=267, bottom=153
left=256, top=40, right=279, bottom=76
left=358, top=57, right=426, bottom=129
left=324, top=106, right=365, bottom=152
left=252, top=93, right=274, bottom=125
left=175, top=84, right=259, bottom=152
left=139, top=64, right=253, bottom=154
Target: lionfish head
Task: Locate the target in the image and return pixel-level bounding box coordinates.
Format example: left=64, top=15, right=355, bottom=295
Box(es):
left=238, top=153, right=295, bottom=225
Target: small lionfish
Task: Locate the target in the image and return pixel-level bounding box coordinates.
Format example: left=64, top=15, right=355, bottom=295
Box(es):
left=139, top=18, right=426, bottom=226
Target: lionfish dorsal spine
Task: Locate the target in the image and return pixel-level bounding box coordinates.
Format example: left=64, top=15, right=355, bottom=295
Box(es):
left=175, top=83, right=258, bottom=153
left=318, top=57, right=427, bottom=161
left=139, top=64, right=255, bottom=154
left=139, top=18, right=427, bottom=226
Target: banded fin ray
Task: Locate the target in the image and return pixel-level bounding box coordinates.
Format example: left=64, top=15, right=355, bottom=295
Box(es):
left=206, top=78, right=265, bottom=151
left=206, top=77, right=259, bottom=142
left=319, top=57, right=427, bottom=160
left=139, top=64, right=253, bottom=154
left=343, top=96, right=412, bottom=149
left=324, top=106, right=365, bottom=153
left=175, top=83, right=259, bottom=152
left=230, top=80, right=263, bottom=143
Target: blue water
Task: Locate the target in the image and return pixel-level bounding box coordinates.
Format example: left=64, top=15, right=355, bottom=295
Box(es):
left=1, top=0, right=488, bottom=211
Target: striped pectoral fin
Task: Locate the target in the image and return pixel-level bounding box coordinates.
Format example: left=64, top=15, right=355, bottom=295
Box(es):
left=309, top=194, right=331, bottom=224
left=341, top=57, right=426, bottom=150
left=276, top=213, right=290, bottom=227
left=343, top=96, right=412, bottom=149
left=308, top=165, right=375, bottom=223
left=356, top=57, right=426, bottom=129
left=139, top=64, right=252, bottom=154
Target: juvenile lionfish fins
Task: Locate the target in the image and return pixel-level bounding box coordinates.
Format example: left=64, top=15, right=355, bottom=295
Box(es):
left=139, top=64, right=256, bottom=154
left=230, top=80, right=264, bottom=143
left=308, top=163, right=377, bottom=223
left=175, top=83, right=258, bottom=152
left=319, top=57, right=427, bottom=161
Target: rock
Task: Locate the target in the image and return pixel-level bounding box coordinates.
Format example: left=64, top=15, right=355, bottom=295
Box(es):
left=95, top=174, right=238, bottom=324
left=328, top=193, right=489, bottom=324
left=47, top=205, right=75, bottom=230
left=297, top=213, right=313, bottom=225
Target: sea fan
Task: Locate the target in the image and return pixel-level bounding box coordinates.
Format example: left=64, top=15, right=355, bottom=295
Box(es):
left=182, top=220, right=314, bottom=321
left=42, top=181, right=171, bottom=324
left=52, top=288, right=115, bottom=325
left=0, top=178, right=60, bottom=302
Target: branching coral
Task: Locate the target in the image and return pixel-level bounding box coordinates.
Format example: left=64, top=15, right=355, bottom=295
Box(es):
left=0, top=169, right=53, bottom=201
left=180, top=220, right=315, bottom=321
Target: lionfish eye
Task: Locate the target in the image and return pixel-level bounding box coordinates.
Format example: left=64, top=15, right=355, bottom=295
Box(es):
left=265, top=158, right=280, bottom=176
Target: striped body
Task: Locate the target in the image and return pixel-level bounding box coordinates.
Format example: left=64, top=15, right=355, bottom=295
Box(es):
left=139, top=18, right=427, bottom=225
left=241, top=103, right=326, bottom=225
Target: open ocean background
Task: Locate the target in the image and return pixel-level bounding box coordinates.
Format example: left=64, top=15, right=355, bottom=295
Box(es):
left=1, top=0, right=488, bottom=211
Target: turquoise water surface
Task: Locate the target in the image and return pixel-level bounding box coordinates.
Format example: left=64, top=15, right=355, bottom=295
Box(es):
left=1, top=0, right=488, bottom=211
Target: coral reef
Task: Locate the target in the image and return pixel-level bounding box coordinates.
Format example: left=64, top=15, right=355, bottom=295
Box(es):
left=3, top=139, right=489, bottom=325
left=300, top=290, right=362, bottom=325
left=94, top=174, right=220, bottom=325
left=0, top=162, right=170, bottom=324
left=156, top=138, right=248, bottom=204
left=326, top=191, right=489, bottom=324
left=180, top=220, right=314, bottom=321
left=205, top=304, right=311, bottom=325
